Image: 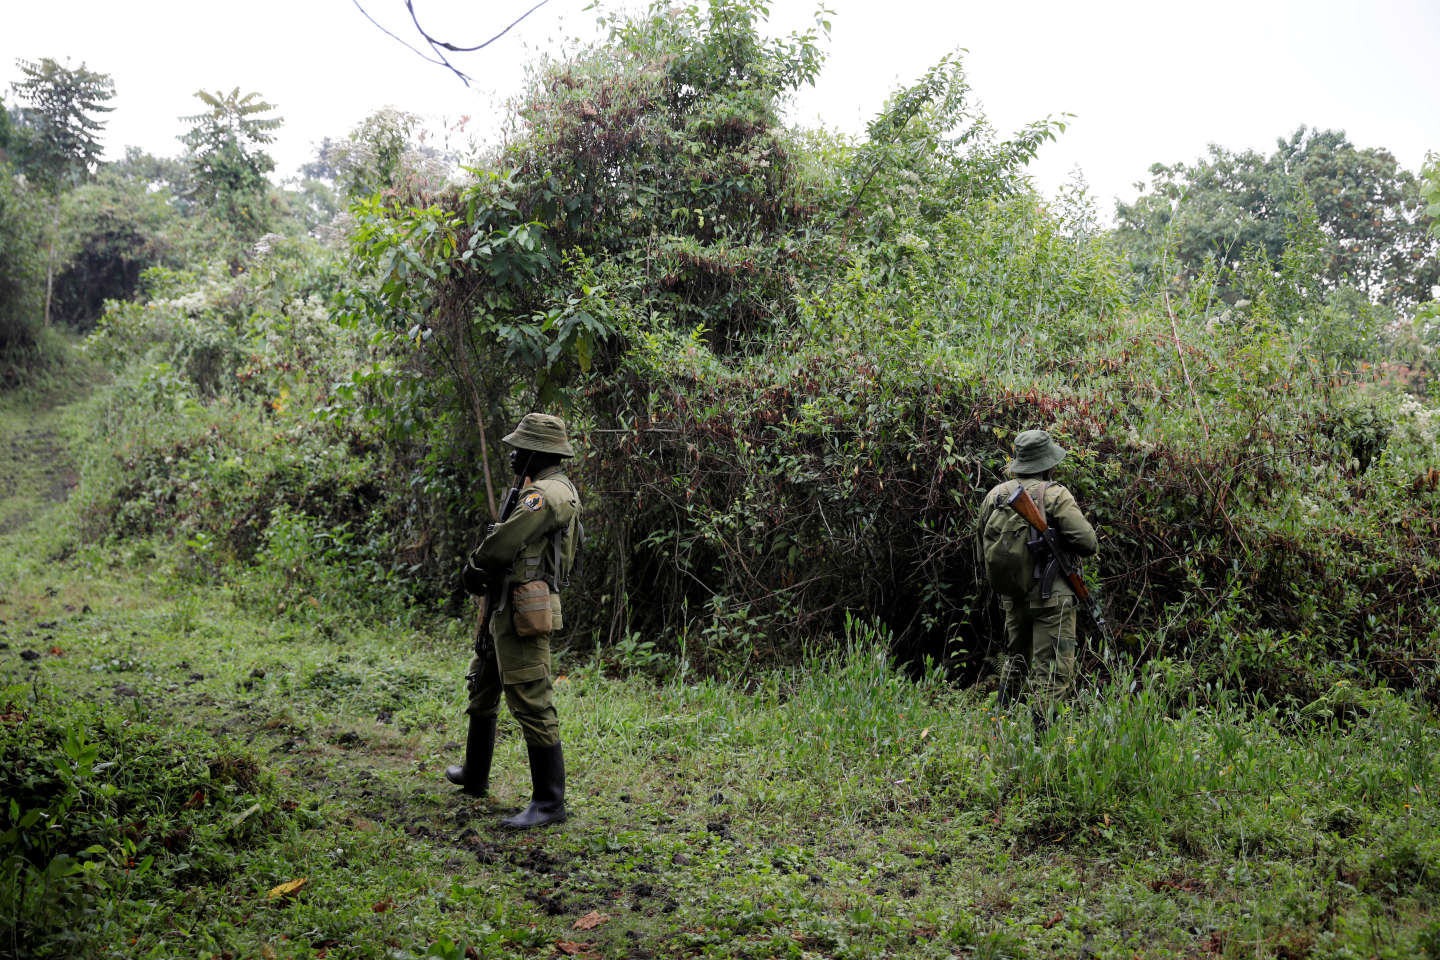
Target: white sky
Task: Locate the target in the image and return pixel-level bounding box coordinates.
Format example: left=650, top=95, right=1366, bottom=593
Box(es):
left=4, top=0, right=1438, bottom=220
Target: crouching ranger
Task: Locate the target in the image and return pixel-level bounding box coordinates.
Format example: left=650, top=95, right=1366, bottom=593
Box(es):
left=447, top=413, right=581, bottom=829
left=978, top=429, right=1098, bottom=724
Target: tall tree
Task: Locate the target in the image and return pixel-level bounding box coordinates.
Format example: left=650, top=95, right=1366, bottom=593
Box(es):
left=0, top=95, right=22, bottom=163
left=1422, top=152, right=1440, bottom=238
left=1114, top=127, right=1439, bottom=310
left=179, top=88, right=282, bottom=240
left=10, top=57, right=115, bottom=326
left=0, top=161, right=45, bottom=358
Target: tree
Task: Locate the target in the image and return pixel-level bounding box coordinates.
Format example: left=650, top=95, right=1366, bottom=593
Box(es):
left=0, top=168, right=45, bottom=364
left=52, top=169, right=178, bottom=329
left=9, top=57, right=115, bottom=326
left=1422, top=152, right=1440, bottom=238
left=111, top=145, right=193, bottom=201
left=300, top=136, right=343, bottom=183
left=179, top=88, right=282, bottom=240
left=325, top=108, right=449, bottom=200
left=1114, top=127, right=1439, bottom=310
left=0, top=94, right=24, bottom=164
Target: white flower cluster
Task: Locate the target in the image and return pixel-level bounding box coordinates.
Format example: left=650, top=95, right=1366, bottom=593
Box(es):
left=1124, top=425, right=1155, bottom=452
left=169, top=290, right=211, bottom=315
left=251, top=233, right=285, bottom=261
left=1396, top=395, right=1439, bottom=445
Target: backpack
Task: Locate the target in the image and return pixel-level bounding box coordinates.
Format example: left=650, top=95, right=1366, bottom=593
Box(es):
left=981, top=481, right=1049, bottom=597
left=548, top=473, right=585, bottom=591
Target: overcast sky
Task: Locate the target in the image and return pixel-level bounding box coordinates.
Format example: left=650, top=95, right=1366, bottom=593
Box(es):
left=5, top=0, right=1438, bottom=220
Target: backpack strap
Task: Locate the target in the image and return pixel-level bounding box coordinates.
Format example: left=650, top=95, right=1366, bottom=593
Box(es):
left=547, top=474, right=582, bottom=593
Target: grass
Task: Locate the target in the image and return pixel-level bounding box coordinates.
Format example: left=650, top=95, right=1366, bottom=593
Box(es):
left=2, top=390, right=1439, bottom=960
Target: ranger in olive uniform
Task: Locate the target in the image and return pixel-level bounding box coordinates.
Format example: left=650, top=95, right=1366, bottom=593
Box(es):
left=447, top=414, right=581, bottom=830
left=978, top=430, right=1097, bottom=718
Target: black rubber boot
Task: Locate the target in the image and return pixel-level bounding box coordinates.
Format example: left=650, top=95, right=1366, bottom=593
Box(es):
left=445, top=716, right=496, bottom=797
left=997, top=682, right=1017, bottom=711
left=500, top=741, right=567, bottom=829
left=996, top=656, right=1023, bottom=711
left=1030, top=703, right=1050, bottom=737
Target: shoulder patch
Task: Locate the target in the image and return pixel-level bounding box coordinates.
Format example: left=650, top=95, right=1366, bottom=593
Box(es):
left=522, top=491, right=545, bottom=512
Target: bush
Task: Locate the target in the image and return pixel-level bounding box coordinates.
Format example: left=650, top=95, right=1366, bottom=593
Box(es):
left=0, top=169, right=44, bottom=375
left=51, top=171, right=179, bottom=330
left=70, top=0, right=1440, bottom=707
left=0, top=682, right=283, bottom=957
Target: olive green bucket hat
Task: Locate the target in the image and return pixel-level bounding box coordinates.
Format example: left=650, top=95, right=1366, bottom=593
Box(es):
left=503, top=413, right=576, bottom=457
left=1007, top=429, right=1065, bottom=475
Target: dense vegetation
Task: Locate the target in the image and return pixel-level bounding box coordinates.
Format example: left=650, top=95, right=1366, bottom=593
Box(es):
left=2, top=2, right=1438, bottom=956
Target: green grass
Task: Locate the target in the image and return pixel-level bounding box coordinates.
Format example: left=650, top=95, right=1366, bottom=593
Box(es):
left=2, top=391, right=1439, bottom=960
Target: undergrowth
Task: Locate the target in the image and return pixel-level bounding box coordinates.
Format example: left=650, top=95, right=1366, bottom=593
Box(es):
left=2, top=387, right=1437, bottom=956
left=49, top=0, right=1436, bottom=711
left=3, top=540, right=1438, bottom=958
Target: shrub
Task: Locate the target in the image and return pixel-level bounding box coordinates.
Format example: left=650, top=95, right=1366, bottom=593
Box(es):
left=0, top=169, right=44, bottom=375
left=50, top=171, right=179, bottom=330
left=0, top=683, right=282, bottom=957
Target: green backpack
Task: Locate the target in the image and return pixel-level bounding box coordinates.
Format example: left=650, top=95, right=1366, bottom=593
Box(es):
left=981, top=481, right=1048, bottom=597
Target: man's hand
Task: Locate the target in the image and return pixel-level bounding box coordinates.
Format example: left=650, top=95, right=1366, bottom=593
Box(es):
left=461, top=561, right=489, bottom=597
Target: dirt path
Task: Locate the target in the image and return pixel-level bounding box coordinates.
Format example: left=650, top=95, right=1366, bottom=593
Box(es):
left=0, top=395, right=81, bottom=536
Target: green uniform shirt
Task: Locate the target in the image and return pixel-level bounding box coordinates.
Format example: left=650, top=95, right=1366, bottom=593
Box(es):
left=470, top=465, right=580, bottom=591
left=977, top=477, right=1097, bottom=601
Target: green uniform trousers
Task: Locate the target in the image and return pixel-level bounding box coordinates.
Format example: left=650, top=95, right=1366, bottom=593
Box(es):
left=466, top=606, right=559, bottom=747
left=998, top=592, right=1077, bottom=707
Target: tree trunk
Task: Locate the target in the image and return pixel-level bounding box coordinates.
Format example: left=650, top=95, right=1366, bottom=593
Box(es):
left=43, top=200, right=59, bottom=327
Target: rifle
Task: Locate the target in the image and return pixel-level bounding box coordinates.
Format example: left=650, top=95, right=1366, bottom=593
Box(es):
left=1006, top=485, right=1115, bottom=653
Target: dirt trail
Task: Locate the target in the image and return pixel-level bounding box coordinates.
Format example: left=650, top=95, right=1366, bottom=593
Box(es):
left=0, top=400, right=81, bottom=536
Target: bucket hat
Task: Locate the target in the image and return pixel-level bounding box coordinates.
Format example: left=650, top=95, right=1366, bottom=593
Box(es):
left=1007, top=429, right=1065, bottom=475
left=502, top=413, right=576, bottom=457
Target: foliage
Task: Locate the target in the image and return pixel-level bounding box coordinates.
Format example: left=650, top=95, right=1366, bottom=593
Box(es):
left=0, top=468, right=1436, bottom=960
left=7, top=57, right=114, bottom=192
left=5, top=4, right=1440, bottom=955
left=1115, top=127, right=1440, bottom=309
left=50, top=169, right=179, bottom=329
left=0, top=93, right=24, bottom=163
left=110, top=146, right=194, bottom=206
left=1423, top=152, right=1440, bottom=232
left=76, top=232, right=421, bottom=620
left=179, top=88, right=283, bottom=241
left=0, top=682, right=283, bottom=958
left=278, top=173, right=341, bottom=236
left=326, top=108, right=452, bottom=201
left=9, top=57, right=118, bottom=330
left=55, top=0, right=1438, bottom=707
left=329, top=0, right=838, bottom=599
left=0, top=167, right=45, bottom=368
left=565, top=55, right=1437, bottom=693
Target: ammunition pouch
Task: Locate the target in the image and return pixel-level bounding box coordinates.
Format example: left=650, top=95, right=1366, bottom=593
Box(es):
left=511, top=580, right=553, bottom=637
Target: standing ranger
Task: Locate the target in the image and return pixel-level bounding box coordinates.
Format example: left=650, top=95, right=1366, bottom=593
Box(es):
left=977, top=429, right=1097, bottom=725
left=447, top=413, right=581, bottom=829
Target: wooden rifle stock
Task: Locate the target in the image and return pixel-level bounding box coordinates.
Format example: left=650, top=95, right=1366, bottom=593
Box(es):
left=1005, top=485, right=1113, bottom=646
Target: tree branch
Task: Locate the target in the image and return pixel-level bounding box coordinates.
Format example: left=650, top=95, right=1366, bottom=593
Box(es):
left=351, top=0, right=474, bottom=85
left=353, top=1, right=556, bottom=86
